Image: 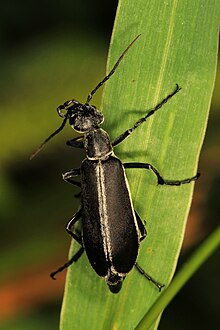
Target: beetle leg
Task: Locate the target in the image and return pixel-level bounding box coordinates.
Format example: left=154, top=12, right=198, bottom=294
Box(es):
left=50, top=210, right=83, bottom=280
left=63, top=169, right=81, bottom=187
left=65, top=209, right=82, bottom=245
left=135, top=263, right=165, bottom=291
left=112, top=84, right=181, bottom=147
left=124, top=162, right=200, bottom=186
left=66, top=136, right=84, bottom=149
left=134, top=210, right=147, bottom=241
left=50, top=246, right=84, bottom=279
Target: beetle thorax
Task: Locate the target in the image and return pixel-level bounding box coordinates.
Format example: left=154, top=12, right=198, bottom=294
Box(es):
left=84, top=128, right=113, bottom=160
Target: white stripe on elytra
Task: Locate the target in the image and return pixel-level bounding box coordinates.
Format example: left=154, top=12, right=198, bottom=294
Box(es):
left=96, top=160, right=113, bottom=264
left=124, top=174, right=139, bottom=240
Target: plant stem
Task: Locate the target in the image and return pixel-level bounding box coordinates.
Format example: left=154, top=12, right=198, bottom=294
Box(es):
left=136, top=226, right=220, bottom=329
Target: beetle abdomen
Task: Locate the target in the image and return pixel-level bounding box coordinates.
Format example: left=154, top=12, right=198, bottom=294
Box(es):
left=81, top=156, right=139, bottom=277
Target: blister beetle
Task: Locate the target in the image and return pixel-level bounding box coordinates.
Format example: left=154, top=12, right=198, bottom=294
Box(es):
left=31, top=34, right=199, bottom=293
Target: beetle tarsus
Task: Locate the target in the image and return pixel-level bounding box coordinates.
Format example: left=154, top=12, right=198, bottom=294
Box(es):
left=135, top=263, right=165, bottom=292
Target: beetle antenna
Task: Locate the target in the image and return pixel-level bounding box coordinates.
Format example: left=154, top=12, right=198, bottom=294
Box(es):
left=30, top=117, right=68, bottom=160
left=86, top=34, right=141, bottom=104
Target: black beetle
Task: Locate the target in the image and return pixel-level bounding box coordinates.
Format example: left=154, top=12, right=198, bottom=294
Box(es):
left=31, top=35, right=199, bottom=293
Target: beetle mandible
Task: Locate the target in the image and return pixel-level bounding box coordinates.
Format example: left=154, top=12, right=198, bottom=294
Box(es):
left=31, top=34, right=199, bottom=293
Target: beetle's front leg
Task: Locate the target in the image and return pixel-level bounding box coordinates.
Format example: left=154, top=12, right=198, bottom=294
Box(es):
left=63, top=168, right=81, bottom=187
left=124, top=162, right=200, bottom=186
left=66, top=136, right=84, bottom=149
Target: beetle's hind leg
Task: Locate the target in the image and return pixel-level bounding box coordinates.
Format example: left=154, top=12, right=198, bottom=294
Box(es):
left=124, top=162, right=200, bottom=186
left=65, top=209, right=83, bottom=245
left=50, top=246, right=84, bottom=279
left=135, top=210, right=147, bottom=241
left=50, top=209, right=83, bottom=279
left=135, top=263, right=165, bottom=291
left=134, top=212, right=164, bottom=291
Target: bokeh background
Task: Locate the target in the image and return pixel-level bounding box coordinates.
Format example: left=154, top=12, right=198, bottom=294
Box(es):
left=0, top=1, right=219, bottom=329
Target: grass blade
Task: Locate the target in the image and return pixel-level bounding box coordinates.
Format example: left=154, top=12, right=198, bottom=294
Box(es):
left=60, top=1, right=219, bottom=329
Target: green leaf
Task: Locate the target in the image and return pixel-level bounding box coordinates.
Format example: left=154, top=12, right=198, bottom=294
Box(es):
left=60, top=1, right=219, bottom=329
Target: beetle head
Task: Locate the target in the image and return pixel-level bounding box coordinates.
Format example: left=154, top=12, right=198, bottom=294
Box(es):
left=67, top=102, right=104, bottom=133
left=30, top=101, right=104, bottom=159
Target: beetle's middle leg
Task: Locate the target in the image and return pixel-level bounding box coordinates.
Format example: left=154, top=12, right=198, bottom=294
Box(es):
left=124, top=162, right=200, bottom=185
left=63, top=173, right=83, bottom=262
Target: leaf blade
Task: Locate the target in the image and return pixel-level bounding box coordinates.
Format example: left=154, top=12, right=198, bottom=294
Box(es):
left=61, top=1, right=219, bottom=329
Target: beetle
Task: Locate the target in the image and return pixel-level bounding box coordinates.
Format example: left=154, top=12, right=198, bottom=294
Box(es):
left=31, top=34, right=199, bottom=293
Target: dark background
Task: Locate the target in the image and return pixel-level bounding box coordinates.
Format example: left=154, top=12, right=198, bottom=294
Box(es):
left=0, top=1, right=219, bottom=329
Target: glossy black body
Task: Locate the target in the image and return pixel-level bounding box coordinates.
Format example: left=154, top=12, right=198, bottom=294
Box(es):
left=80, top=128, right=139, bottom=292
left=46, top=82, right=199, bottom=293
left=33, top=35, right=199, bottom=293
left=81, top=155, right=139, bottom=278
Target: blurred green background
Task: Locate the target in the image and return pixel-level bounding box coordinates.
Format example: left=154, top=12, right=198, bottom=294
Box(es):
left=0, top=1, right=219, bottom=329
